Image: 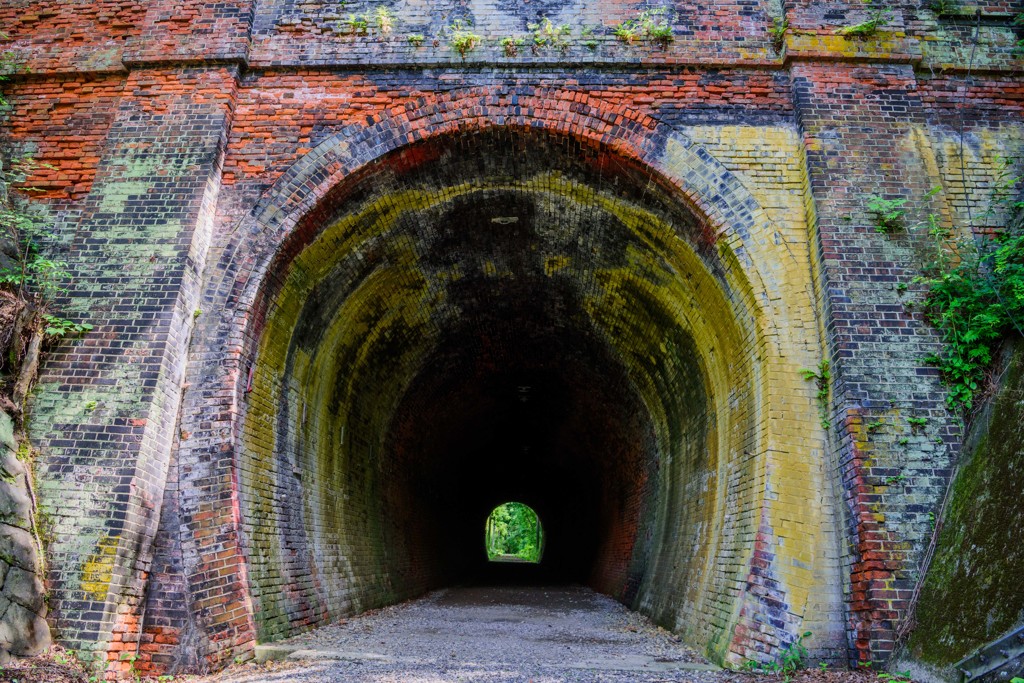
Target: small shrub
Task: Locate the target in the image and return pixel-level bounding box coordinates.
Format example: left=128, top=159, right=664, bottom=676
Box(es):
left=449, top=20, right=482, bottom=57
left=769, top=17, right=789, bottom=52
left=343, top=12, right=369, bottom=34
left=373, top=6, right=396, bottom=36
left=916, top=187, right=1024, bottom=410
left=800, top=360, right=832, bottom=430
left=501, top=36, right=525, bottom=57
left=907, top=416, right=928, bottom=431
left=779, top=631, right=812, bottom=675
left=744, top=631, right=813, bottom=679
left=867, top=195, right=908, bottom=233
left=613, top=7, right=674, bottom=46
left=406, top=33, right=425, bottom=47
left=528, top=17, right=572, bottom=51
left=0, top=33, right=21, bottom=108
left=42, top=314, right=93, bottom=339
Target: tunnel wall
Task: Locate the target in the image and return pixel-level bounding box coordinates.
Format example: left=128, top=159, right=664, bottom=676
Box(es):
left=894, top=338, right=1024, bottom=682
left=0, top=0, right=1022, bottom=678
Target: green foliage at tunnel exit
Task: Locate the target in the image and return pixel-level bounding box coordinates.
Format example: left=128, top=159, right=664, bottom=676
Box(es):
left=485, top=502, right=542, bottom=563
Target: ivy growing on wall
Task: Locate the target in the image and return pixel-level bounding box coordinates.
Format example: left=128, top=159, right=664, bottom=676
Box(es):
left=0, top=48, right=92, bottom=421
left=916, top=167, right=1024, bottom=412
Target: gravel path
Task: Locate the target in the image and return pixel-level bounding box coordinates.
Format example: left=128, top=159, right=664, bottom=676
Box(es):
left=196, top=585, right=722, bottom=683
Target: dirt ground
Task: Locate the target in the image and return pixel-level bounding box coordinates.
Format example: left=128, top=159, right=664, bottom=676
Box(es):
left=0, top=587, right=899, bottom=683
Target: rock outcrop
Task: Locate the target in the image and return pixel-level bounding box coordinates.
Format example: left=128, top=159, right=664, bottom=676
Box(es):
left=0, top=411, right=50, bottom=661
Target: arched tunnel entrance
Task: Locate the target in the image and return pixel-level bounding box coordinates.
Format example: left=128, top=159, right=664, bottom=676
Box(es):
left=224, top=123, right=828, bottom=660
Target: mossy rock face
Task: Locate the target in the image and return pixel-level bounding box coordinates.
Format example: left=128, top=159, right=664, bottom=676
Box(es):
left=907, top=338, right=1024, bottom=669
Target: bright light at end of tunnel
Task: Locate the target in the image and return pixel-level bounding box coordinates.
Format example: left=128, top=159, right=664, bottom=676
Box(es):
left=485, top=502, right=544, bottom=564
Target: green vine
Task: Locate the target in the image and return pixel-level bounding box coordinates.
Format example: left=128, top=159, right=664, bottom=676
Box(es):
left=800, top=360, right=832, bottom=430
left=915, top=162, right=1024, bottom=411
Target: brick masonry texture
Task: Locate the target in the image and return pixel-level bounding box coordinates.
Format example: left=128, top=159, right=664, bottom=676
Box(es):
left=0, top=0, right=1021, bottom=679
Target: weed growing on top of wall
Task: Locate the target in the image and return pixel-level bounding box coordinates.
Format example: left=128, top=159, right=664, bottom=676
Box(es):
left=836, top=3, right=893, bottom=37
left=338, top=7, right=397, bottom=37
left=342, top=12, right=369, bottom=35
left=613, top=8, right=675, bottom=46
left=373, top=7, right=396, bottom=36
left=501, top=36, right=525, bottom=57
left=768, top=17, right=789, bottom=53
left=448, top=20, right=482, bottom=57
left=528, top=18, right=572, bottom=52
left=915, top=166, right=1024, bottom=412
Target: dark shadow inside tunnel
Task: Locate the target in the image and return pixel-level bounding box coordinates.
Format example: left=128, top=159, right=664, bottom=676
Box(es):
left=383, top=294, right=660, bottom=589
left=239, top=127, right=749, bottom=647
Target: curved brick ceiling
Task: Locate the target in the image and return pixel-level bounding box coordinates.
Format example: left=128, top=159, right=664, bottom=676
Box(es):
left=239, top=129, right=758, bottom=646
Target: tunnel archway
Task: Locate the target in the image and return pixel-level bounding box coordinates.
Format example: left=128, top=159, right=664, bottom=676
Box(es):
left=174, top=90, right=834, bottom=668
left=240, top=125, right=758, bottom=643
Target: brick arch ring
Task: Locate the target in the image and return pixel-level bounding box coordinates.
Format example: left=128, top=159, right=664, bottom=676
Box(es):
left=169, top=86, right=816, bottom=668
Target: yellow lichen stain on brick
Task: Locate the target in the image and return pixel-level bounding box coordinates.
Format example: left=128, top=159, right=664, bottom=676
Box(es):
left=80, top=535, right=119, bottom=601
left=787, top=31, right=909, bottom=59
left=543, top=255, right=570, bottom=276
left=662, top=127, right=836, bottom=656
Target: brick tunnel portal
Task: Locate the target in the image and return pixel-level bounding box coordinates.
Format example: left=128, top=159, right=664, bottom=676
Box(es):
left=238, top=128, right=759, bottom=649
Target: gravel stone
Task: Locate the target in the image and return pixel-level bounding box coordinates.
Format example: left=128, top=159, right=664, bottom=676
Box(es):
left=197, top=586, right=722, bottom=683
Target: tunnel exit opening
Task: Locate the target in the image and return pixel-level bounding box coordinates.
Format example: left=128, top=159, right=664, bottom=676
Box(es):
left=485, top=502, right=544, bottom=564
